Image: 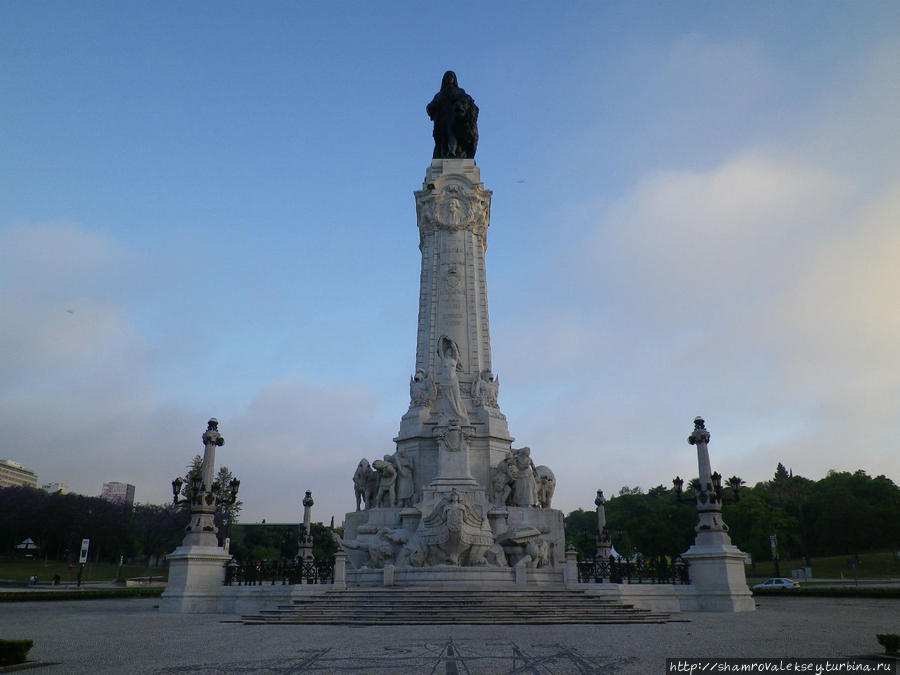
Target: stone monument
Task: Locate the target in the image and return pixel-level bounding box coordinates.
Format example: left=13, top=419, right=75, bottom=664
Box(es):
left=341, top=73, right=564, bottom=584
left=681, top=417, right=755, bottom=611
left=160, top=418, right=233, bottom=613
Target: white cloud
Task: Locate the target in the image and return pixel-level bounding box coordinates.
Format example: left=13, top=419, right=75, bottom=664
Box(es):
left=225, top=378, right=393, bottom=523
left=0, top=221, right=394, bottom=521
left=0, top=223, right=142, bottom=383
left=517, top=139, right=899, bottom=508
left=598, top=153, right=854, bottom=316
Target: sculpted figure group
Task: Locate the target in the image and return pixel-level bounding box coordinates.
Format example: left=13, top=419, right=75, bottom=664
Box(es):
left=339, top=486, right=557, bottom=571
left=353, top=450, right=415, bottom=511
left=408, top=338, right=500, bottom=417
left=491, top=447, right=555, bottom=508
left=355, top=445, right=554, bottom=512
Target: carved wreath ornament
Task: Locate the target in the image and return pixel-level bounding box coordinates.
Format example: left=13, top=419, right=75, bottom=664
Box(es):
left=417, top=183, right=490, bottom=233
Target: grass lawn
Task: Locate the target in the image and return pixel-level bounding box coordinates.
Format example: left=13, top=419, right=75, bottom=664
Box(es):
left=0, top=559, right=168, bottom=584
left=746, top=550, right=900, bottom=580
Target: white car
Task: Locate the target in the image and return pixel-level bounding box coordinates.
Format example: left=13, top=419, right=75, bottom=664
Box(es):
left=753, top=577, right=800, bottom=590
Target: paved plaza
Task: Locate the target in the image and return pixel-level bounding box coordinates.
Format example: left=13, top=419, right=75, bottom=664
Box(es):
left=0, top=596, right=896, bottom=673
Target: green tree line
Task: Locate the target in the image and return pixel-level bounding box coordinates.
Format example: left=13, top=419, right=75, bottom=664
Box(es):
left=565, top=466, right=900, bottom=563
left=0, top=461, right=243, bottom=566
left=0, top=485, right=188, bottom=565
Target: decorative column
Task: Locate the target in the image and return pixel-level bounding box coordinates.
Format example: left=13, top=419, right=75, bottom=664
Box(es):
left=680, top=417, right=755, bottom=612
left=688, top=418, right=728, bottom=538
left=160, top=418, right=233, bottom=613
left=594, top=490, right=612, bottom=560
left=298, top=490, right=315, bottom=561
left=182, top=419, right=224, bottom=546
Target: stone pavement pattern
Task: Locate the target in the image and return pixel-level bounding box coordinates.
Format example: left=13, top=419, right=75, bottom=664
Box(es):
left=0, top=597, right=896, bottom=673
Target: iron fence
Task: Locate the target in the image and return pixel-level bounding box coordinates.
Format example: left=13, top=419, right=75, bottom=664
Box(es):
left=576, top=555, right=690, bottom=584
left=223, top=558, right=335, bottom=586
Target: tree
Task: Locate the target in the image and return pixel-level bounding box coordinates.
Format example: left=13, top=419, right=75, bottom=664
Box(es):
left=801, top=470, right=900, bottom=556
left=213, top=465, right=242, bottom=525
left=647, top=485, right=668, bottom=497
left=726, top=476, right=746, bottom=502
left=563, top=509, right=598, bottom=559
left=180, top=457, right=241, bottom=519
left=132, top=504, right=188, bottom=565
left=180, top=455, right=203, bottom=500
left=687, top=478, right=701, bottom=496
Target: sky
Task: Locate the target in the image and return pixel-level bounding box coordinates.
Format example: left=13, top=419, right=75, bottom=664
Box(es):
left=2, top=2, right=899, bottom=526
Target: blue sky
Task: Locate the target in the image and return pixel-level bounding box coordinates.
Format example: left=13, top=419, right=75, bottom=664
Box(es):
left=2, top=2, right=899, bottom=524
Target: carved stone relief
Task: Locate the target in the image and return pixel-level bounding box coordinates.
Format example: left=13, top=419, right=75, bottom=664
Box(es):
left=417, top=488, right=493, bottom=566
left=409, top=369, right=436, bottom=408
left=471, top=369, right=499, bottom=408
left=416, top=182, right=490, bottom=250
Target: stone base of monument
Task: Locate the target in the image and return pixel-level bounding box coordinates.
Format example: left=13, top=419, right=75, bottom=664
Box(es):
left=342, top=504, right=565, bottom=577
left=158, top=544, right=232, bottom=613
left=679, top=542, right=755, bottom=612
left=348, top=565, right=564, bottom=588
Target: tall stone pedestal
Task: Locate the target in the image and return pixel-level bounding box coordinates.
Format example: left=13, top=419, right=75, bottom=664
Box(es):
left=159, top=544, right=231, bottom=613
left=341, top=156, right=565, bottom=582
left=682, top=535, right=755, bottom=612
left=394, top=158, right=515, bottom=492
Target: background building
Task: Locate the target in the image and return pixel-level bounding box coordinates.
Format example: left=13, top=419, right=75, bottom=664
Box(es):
left=40, top=482, right=69, bottom=494
left=0, top=459, right=38, bottom=489
left=100, top=481, right=136, bottom=505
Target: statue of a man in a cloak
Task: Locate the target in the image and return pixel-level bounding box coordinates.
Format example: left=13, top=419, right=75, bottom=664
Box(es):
left=426, top=71, right=479, bottom=159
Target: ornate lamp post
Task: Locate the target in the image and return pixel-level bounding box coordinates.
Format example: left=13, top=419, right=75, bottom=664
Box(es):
left=171, top=477, right=183, bottom=505
left=711, top=471, right=723, bottom=503
left=298, top=490, right=315, bottom=562
left=672, top=476, right=684, bottom=502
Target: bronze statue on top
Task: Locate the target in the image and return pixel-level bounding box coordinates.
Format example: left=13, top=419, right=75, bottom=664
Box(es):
left=427, top=71, right=479, bottom=159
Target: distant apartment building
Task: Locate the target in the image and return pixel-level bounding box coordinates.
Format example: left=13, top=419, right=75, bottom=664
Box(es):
left=41, top=482, right=69, bottom=494
left=0, top=459, right=38, bottom=489
left=100, top=481, right=136, bottom=505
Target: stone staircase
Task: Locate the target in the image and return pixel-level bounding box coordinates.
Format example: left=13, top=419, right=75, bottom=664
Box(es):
left=241, top=588, right=677, bottom=625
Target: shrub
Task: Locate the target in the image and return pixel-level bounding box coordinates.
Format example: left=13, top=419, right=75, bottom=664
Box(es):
left=0, top=639, right=34, bottom=666
left=0, top=587, right=163, bottom=602
left=876, top=633, right=899, bottom=655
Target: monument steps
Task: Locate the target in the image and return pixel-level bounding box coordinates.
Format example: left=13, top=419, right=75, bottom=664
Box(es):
left=241, top=588, right=676, bottom=625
